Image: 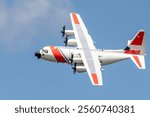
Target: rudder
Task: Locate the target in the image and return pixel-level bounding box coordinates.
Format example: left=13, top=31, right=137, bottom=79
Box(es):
left=124, top=30, right=146, bottom=55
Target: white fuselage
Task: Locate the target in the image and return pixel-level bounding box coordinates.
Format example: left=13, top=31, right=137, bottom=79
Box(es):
left=38, top=46, right=130, bottom=72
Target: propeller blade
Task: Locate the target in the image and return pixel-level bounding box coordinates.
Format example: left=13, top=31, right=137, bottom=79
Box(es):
left=71, top=53, right=74, bottom=59
left=69, top=53, right=74, bottom=64
left=65, top=35, right=68, bottom=46
left=63, top=25, right=65, bottom=31
left=73, top=69, right=76, bottom=74
left=63, top=35, right=68, bottom=47
left=72, top=63, right=77, bottom=74
left=63, top=41, right=67, bottom=46
left=61, top=25, right=65, bottom=37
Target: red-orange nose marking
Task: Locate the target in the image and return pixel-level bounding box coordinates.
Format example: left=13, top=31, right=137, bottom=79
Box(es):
left=50, top=46, right=67, bottom=63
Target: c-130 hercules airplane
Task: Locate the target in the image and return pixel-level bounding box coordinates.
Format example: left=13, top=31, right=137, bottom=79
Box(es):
left=35, top=13, right=146, bottom=86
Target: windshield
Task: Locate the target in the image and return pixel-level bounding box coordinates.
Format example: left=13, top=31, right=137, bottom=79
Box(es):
left=42, top=48, right=48, bottom=53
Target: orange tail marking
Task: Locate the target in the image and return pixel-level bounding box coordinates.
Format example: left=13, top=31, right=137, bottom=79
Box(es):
left=124, top=50, right=140, bottom=54
left=133, top=56, right=142, bottom=68
left=131, top=31, right=144, bottom=45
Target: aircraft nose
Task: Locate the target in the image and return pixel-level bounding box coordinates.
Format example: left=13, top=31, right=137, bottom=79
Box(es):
left=35, top=51, right=41, bottom=59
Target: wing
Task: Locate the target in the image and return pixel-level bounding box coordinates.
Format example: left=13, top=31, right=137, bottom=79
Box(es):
left=70, top=13, right=103, bottom=86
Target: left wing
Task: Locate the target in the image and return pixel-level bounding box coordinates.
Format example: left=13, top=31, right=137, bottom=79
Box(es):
left=70, top=13, right=103, bottom=86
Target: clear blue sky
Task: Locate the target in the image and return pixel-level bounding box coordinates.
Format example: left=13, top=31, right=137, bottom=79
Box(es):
left=0, top=0, right=150, bottom=99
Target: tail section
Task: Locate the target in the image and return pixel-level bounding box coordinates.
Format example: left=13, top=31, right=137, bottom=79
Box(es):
left=124, top=30, right=146, bottom=69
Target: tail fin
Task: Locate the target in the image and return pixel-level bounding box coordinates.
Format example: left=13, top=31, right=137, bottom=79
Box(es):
left=124, top=30, right=146, bottom=69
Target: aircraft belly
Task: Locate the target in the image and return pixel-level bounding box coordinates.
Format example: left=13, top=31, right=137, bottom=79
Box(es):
left=100, top=53, right=129, bottom=66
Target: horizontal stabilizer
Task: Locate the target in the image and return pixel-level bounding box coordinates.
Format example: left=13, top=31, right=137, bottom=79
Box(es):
left=130, top=55, right=145, bottom=69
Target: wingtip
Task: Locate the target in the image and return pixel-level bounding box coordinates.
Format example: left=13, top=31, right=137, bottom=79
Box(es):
left=71, top=13, right=80, bottom=24
left=93, top=83, right=103, bottom=86
left=91, top=73, right=103, bottom=86
left=70, top=12, right=78, bottom=15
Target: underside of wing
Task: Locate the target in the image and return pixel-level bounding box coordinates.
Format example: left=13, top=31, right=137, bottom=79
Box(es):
left=82, top=51, right=103, bottom=86
left=70, top=13, right=96, bottom=49
left=70, top=13, right=103, bottom=86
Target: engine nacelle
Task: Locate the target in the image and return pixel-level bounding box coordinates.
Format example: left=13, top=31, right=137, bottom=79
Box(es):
left=67, top=39, right=77, bottom=46
left=73, top=58, right=82, bottom=64
left=65, top=30, right=74, bottom=36
left=76, top=65, right=86, bottom=73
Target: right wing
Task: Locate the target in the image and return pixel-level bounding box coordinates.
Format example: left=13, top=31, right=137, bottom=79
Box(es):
left=70, top=13, right=103, bottom=86
left=70, top=13, right=96, bottom=49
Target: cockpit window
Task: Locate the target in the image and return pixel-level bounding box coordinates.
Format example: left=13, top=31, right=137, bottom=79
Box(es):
left=42, top=48, right=48, bottom=53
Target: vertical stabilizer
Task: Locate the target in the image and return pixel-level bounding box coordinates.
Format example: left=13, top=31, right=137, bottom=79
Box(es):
left=124, top=30, right=146, bottom=69
left=124, top=30, right=146, bottom=55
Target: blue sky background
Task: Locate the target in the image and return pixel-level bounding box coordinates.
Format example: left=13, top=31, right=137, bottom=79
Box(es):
left=0, top=0, right=150, bottom=100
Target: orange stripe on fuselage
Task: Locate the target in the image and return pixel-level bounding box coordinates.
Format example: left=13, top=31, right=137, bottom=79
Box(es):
left=72, top=13, right=80, bottom=24
left=133, top=56, right=142, bottom=68
left=50, top=46, right=67, bottom=63
left=91, top=73, right=99, bottom=84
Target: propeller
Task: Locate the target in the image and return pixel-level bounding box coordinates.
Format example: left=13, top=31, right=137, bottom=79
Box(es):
left=72, top=63, right=77, bottom=74
left=69, top=53, right=74, bottom=64
left=64, top=35, right=68, bottom=46
left=61, top=25, right=65, bottom=37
